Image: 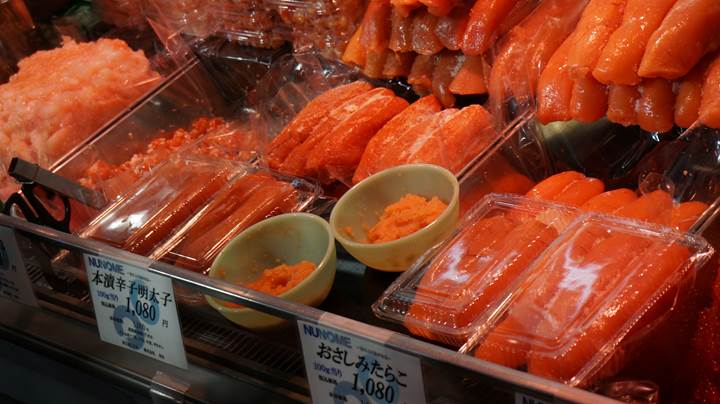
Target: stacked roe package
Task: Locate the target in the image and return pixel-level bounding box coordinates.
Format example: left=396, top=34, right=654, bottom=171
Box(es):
left=59, top=155, right=321, bottom=301
left=374, top=194, right=712, bottom=386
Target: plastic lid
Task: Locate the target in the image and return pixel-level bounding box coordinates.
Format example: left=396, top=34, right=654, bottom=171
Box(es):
left=150, top=169, right=320, bottom=274
left=81, top=155, right=243, bottom=256
left=372, top=194, right=582, bottom=347
left=470, top=211, right=712, bottom=386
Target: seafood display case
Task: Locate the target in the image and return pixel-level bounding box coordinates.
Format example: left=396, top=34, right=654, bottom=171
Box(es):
left=0, top=54, right=633, bottom=403
left=4, top=3, right=720, bottom=401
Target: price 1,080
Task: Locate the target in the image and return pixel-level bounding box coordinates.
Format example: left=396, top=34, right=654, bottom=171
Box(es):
left=126, top=297, right=157, bottom=321
left=352, top=373, right=395, bottom=403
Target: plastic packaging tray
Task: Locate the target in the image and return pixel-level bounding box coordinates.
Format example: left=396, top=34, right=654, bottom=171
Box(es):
left=375, top=193, right=713, bottom=387
left=1, top=5, right=187, bottom=198
left=373, top=194, right=582, bottom=347
left=80, top=155, right=245, bottom=254
left=149, top=169, right=321, bottom=274
left=458, top=117, right=720, bottom=230
left=468, top=207, right=713, bottom=387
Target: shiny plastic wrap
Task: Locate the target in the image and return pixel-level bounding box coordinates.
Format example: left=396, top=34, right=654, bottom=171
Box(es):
left=459, top=117, right=720, bottom=228
left=55, top=155, right=321, bottom=304
left=470, top=201, right=712, bottom=386
left=257, top=53, right=503, bottom=187
left=77, top=117, right=263, bottom=200
left=528, top=0, right=720, bottom=132
left=79, top=156, right=243, bottom=255
left=44, top=52, right=276, bottom=233
left=149, top=168, right=320, bottom=275
left=143, top=0, right=365, bottom=59
left=435, top=117, right=720, bottom=396
left=341, top=0, right=547, bottom=106
left=373, top=195, right=581, bottom=347
left=374, top=193, right=713, bottom=387
left=485, top=0, right=589, bottom=126
left=0, top=37, right=163, bottom=200
left=0, top=2, right=193, bottom=202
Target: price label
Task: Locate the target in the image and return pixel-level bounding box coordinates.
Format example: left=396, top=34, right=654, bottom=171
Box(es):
left=297, top=320, right=426, bottom=404
left=0, top=226, right=38, bottom=307
left=84, top=254, right=188, bottom=369
left=514, top=392, right=552, bottom=404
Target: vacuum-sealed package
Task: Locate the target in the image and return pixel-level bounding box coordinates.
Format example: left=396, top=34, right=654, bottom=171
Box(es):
left=458, top=115, right=720, bottom=234
left=0, top=0, right=189, bottom=201
left=0, top=37, right=163, bottom=199
left=485, top=0, right=589, bottom=126
left=143, top=0, right=364, bottom=58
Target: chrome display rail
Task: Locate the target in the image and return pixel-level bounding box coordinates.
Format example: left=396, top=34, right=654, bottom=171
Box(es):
left=0, top=214, right=617, bottom=403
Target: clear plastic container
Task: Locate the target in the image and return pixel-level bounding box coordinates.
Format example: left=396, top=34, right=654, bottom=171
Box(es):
left=0, top=8, right=184, bottom=200
left=372, top=194, right=581, bottom=347
left=76, top=118, right=263, bottom=201
left=149, top=168, right=321, bottom=275
left=468, top=211, right=712, bottom=386
left=79, top=155, right=244, bottom=256
left=143, top=0, right=363, bottom=58
left=375, top=193, right=713, bottom=387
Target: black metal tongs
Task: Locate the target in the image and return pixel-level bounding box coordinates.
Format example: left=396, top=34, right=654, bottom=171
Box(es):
left=2, top=157, right=107, bottom=232
left=2, top=157, right=108, bottom=293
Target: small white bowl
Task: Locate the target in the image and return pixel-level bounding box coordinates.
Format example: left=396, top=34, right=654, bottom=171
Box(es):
left=206, top=213, right=336, bottom=330
left=330, top=164, right=459, bottom=272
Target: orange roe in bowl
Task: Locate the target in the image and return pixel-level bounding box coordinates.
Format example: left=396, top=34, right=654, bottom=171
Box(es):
left=221, top=261, right=316, bottom=308
left=367, top=194, right=448, bottom=244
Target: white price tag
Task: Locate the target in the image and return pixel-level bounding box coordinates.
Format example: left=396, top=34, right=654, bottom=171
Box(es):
left=84, top=254, right=188, bottom=369
left=515, top=392, right=552, bottom=404
left=0, top=226, right=38, bottom=307
left=298, top=320, right=426, bottom=404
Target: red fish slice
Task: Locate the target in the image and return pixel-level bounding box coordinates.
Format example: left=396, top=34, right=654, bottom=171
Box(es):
left=606, top=84, right=640, bottom=127
left=637, top=78, right=675, bottom=133
left=638, top=0, right=720, bottom=80
left=593, top=0, right=677, bottom=85
left=266, top=81, right=373, bottom=169
left=305, top=90, right=409, bottom=183
left=353, top=95, right=442, bottom=183
left=449, top=55, right=489, bottom=95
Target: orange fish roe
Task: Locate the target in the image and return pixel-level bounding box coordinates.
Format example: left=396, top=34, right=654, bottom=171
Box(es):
left=367, top=194, right=447, bottom=244
left=221, top=261, right=316, bottom=308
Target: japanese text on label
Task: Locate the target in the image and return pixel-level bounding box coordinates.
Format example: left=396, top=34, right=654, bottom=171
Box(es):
left=0, top=226, right=38, bottom=307
left=298, top=320, right=425, bottom=404
left=85, top=254, right=187, bottom=369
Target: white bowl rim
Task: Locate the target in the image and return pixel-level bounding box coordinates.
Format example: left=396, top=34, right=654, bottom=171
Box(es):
left=330, top=163, right=460, bottom=249
left=206, top=212, right=335, bottom=313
